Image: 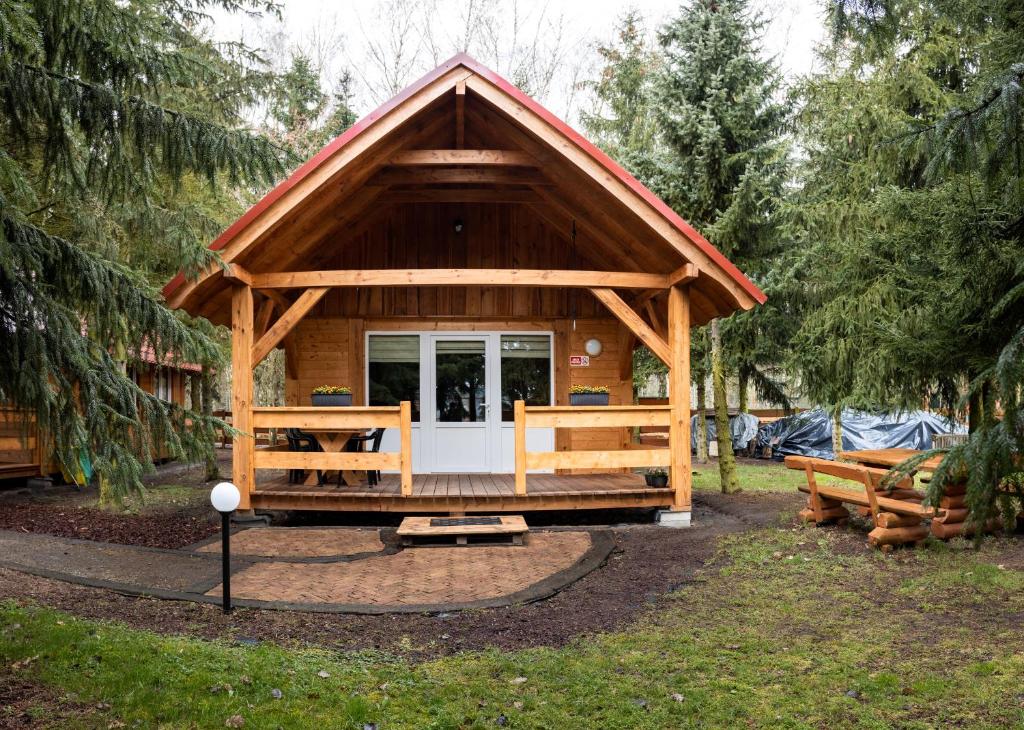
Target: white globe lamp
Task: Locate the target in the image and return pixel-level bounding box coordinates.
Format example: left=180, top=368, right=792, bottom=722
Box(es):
left=209, top=481, right=241, bottom=614
left=210, top=482, right=241, bottom=513
left=584, top=338, right=603, bottom=357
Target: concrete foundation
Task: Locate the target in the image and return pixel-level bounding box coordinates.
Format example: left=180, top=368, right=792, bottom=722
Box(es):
left=656, top=509, right=692, bottom=528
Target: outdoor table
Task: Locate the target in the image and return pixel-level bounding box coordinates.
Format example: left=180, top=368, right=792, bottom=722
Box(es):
left=303, top=429, right=365, bottom=487
left=838, top=448, right=943, bottom=472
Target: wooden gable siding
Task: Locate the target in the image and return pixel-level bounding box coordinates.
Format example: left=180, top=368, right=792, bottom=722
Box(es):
left=302, top=202, right=608, bottom=320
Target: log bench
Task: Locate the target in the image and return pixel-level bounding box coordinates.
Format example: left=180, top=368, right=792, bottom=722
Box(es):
left=784, top=455, right=943, bottom=551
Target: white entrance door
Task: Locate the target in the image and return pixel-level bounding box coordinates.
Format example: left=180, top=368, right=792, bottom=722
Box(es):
left=427, top=335, right=498, bottom=472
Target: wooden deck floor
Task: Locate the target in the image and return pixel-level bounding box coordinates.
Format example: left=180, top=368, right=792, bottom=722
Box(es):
left=251, top=472, right=674, bottom=513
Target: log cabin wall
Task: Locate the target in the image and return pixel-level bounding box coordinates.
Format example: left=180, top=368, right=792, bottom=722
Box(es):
left=280, top=200, right=636, bottom=471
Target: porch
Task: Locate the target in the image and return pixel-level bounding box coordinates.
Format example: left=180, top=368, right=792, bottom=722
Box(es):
left=245, top=402, right=678, bottom=513
left=251, top=472, right=672, bottom=513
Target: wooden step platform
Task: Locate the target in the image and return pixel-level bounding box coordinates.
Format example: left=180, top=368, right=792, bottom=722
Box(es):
left=397, top=515, right=528, bottom=546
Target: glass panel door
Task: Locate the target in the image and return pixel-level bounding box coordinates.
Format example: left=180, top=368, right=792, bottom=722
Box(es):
left=429, top=336, right=494, bottom=472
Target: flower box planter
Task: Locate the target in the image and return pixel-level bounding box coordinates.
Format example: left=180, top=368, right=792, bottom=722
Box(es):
left=569, top=392, right=610, bottom=406
left=645, top=473, right=669, bottom=488
left=311, top=393, right=352, bottom=407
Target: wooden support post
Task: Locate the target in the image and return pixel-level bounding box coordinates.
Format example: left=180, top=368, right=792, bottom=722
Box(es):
left=514, top=399, right=527, bottom=495
left=231, top=285, right=255, bottom=510
left=668, top=284, right=692, bottom=512
left=400, top=400, right=413, bottom=496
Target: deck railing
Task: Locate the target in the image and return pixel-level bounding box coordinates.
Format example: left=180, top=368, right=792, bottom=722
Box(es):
left=513, top=401, right=672, bottom=495
left=250, top=403, right=413, bottom=495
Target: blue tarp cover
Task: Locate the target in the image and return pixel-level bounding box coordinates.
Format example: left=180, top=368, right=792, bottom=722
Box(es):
left=755, top=407, right=965, bottom=461
left=691, top=412, right=761, bottom=451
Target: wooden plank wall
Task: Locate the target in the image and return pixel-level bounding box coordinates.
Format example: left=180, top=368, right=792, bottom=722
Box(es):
left=309, top=203, right=608, bottom=320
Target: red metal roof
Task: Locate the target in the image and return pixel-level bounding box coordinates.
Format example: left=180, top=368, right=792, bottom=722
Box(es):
left=163, top=53, right=765, bottom=306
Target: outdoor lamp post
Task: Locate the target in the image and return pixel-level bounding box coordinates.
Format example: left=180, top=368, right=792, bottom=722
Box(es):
left=210, top=481, right=241, bottom=614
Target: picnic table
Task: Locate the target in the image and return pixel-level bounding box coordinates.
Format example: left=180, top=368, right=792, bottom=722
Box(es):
left=303, top=429, right=364, bottom=487
left=838, top=448, right=943, bottom=472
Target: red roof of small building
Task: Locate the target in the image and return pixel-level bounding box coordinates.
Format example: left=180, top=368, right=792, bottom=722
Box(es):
left=164, top=53, right=764, bottom=310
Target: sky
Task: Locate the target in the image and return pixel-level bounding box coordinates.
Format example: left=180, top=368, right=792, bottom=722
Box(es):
left=210, top=0, right=829, bottom=125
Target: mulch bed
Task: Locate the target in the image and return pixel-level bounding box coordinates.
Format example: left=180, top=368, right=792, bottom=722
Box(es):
left=0, top=672, right=98, bottom=729
left=0, top=492, right=803, bottom=658
left=0, top=502, right=218, bottom=550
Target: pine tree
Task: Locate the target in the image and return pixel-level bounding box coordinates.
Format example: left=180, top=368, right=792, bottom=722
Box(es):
left=0, top=0, right=291, bottom=503
left=788, top=0, right=1024, bottom=526
left=655, top=0, right=788, bottom=493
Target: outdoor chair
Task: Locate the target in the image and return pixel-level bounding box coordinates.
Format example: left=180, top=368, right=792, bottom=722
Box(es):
left=341, top=428, right=386, bottom=487
left=285, top=428, right=325, bottom=485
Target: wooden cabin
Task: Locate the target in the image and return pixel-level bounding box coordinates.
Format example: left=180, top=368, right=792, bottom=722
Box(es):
left=163, top=54, right=765, bottom=524
left=0, top=351, right=197, bottom=483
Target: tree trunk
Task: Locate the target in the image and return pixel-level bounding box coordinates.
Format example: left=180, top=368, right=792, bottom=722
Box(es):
left=738, top=371, right=749, bottom=414
left=695, top=372, right=709, bottom=464
left=711, top=319, right=739, bottom=493
left=201, top=366, right=220, bottom=482
left=831, top=405, right=844, bottom=459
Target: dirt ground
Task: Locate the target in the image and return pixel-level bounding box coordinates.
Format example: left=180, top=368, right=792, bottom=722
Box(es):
left=0, top=672, right=98, bottom=729
left=0, top=486, right=802, bottom=658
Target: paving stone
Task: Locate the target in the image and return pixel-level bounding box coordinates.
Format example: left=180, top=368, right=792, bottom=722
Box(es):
left=210, top=533, right=592, bottom=606
left=195, top=527, right=384, bottom=558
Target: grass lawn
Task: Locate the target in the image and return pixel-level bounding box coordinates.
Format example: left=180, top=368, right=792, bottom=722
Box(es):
left=692, top=459, right=850, bottom=493
left=4, top=525, right=1024, bottom=727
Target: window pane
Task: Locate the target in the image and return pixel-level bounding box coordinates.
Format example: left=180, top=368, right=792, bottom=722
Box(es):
left=501, top=335, right=551, bottom=421
left=368, top=335, right=420, bottom=421
left=435, top=340, right=486, bottom=422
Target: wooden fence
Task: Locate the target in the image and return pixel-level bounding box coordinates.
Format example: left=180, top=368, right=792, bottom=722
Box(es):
left=513, top=401, right=672, bottom=495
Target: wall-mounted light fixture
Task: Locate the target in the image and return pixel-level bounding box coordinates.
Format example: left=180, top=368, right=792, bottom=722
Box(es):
left=453, top=218, right=464, bottom=234
left=584, top=338, right=603, bottom=357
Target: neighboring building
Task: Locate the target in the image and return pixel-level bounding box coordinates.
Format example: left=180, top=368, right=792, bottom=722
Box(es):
left=0, top=349, right=199, bottom=483
left=163, top=54, right=765, bottom=523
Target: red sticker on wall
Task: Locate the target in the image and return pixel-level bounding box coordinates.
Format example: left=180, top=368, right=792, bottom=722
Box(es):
left=569, top=355, right=590, bottom=367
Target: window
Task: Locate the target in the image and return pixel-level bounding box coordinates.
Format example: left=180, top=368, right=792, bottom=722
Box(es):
left=435, top=339, right=486, bottom=422
left=368, top=335, right=420, bottom=421
left=500, top=335, right=551, bottom=421
left=154, top=367, right=173, bottom=402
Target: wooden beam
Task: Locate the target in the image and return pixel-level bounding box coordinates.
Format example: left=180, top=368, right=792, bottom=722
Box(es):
left=384, top=188, right=542, bottom=204
left=633, top=264, right=698, bottom=311
left=368, top=166, right=550, bottom=186
left=645, top=300, right=666, bottom=339
left=250, top=269, right=669, bottom=290
left=387, top=149, right=536, bottom=166
left=255, top=297, right=275, bottom=340
left=455, top=80, right=465, bottom=149
left=250, top=287, right=329, bottom=366
left=667, top=262, right=699, bottom=287
left=255, top=289, right=299, bottom=376
left=224, top=264, right=252, bottom=286
left=589, top=287, right=671, bottom=366
left=668, top=284, right=692, bottom=511
left=231, top=285, right=254, bottom=510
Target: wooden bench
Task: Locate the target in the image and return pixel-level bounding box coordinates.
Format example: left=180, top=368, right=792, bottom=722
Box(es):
left=784, top=455, right=943, bottom=551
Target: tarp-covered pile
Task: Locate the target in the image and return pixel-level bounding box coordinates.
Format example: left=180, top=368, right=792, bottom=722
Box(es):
left=691, top=412, right=761, bottom=452
left=755, top=408, right=965, bottom=461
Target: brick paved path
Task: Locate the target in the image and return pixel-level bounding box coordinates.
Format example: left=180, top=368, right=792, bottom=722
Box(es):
left=0, top=526, right=607, bottom=612
left=213, top=532, right=591, bottom=607
left=195, top=527, right=384, bottom=558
